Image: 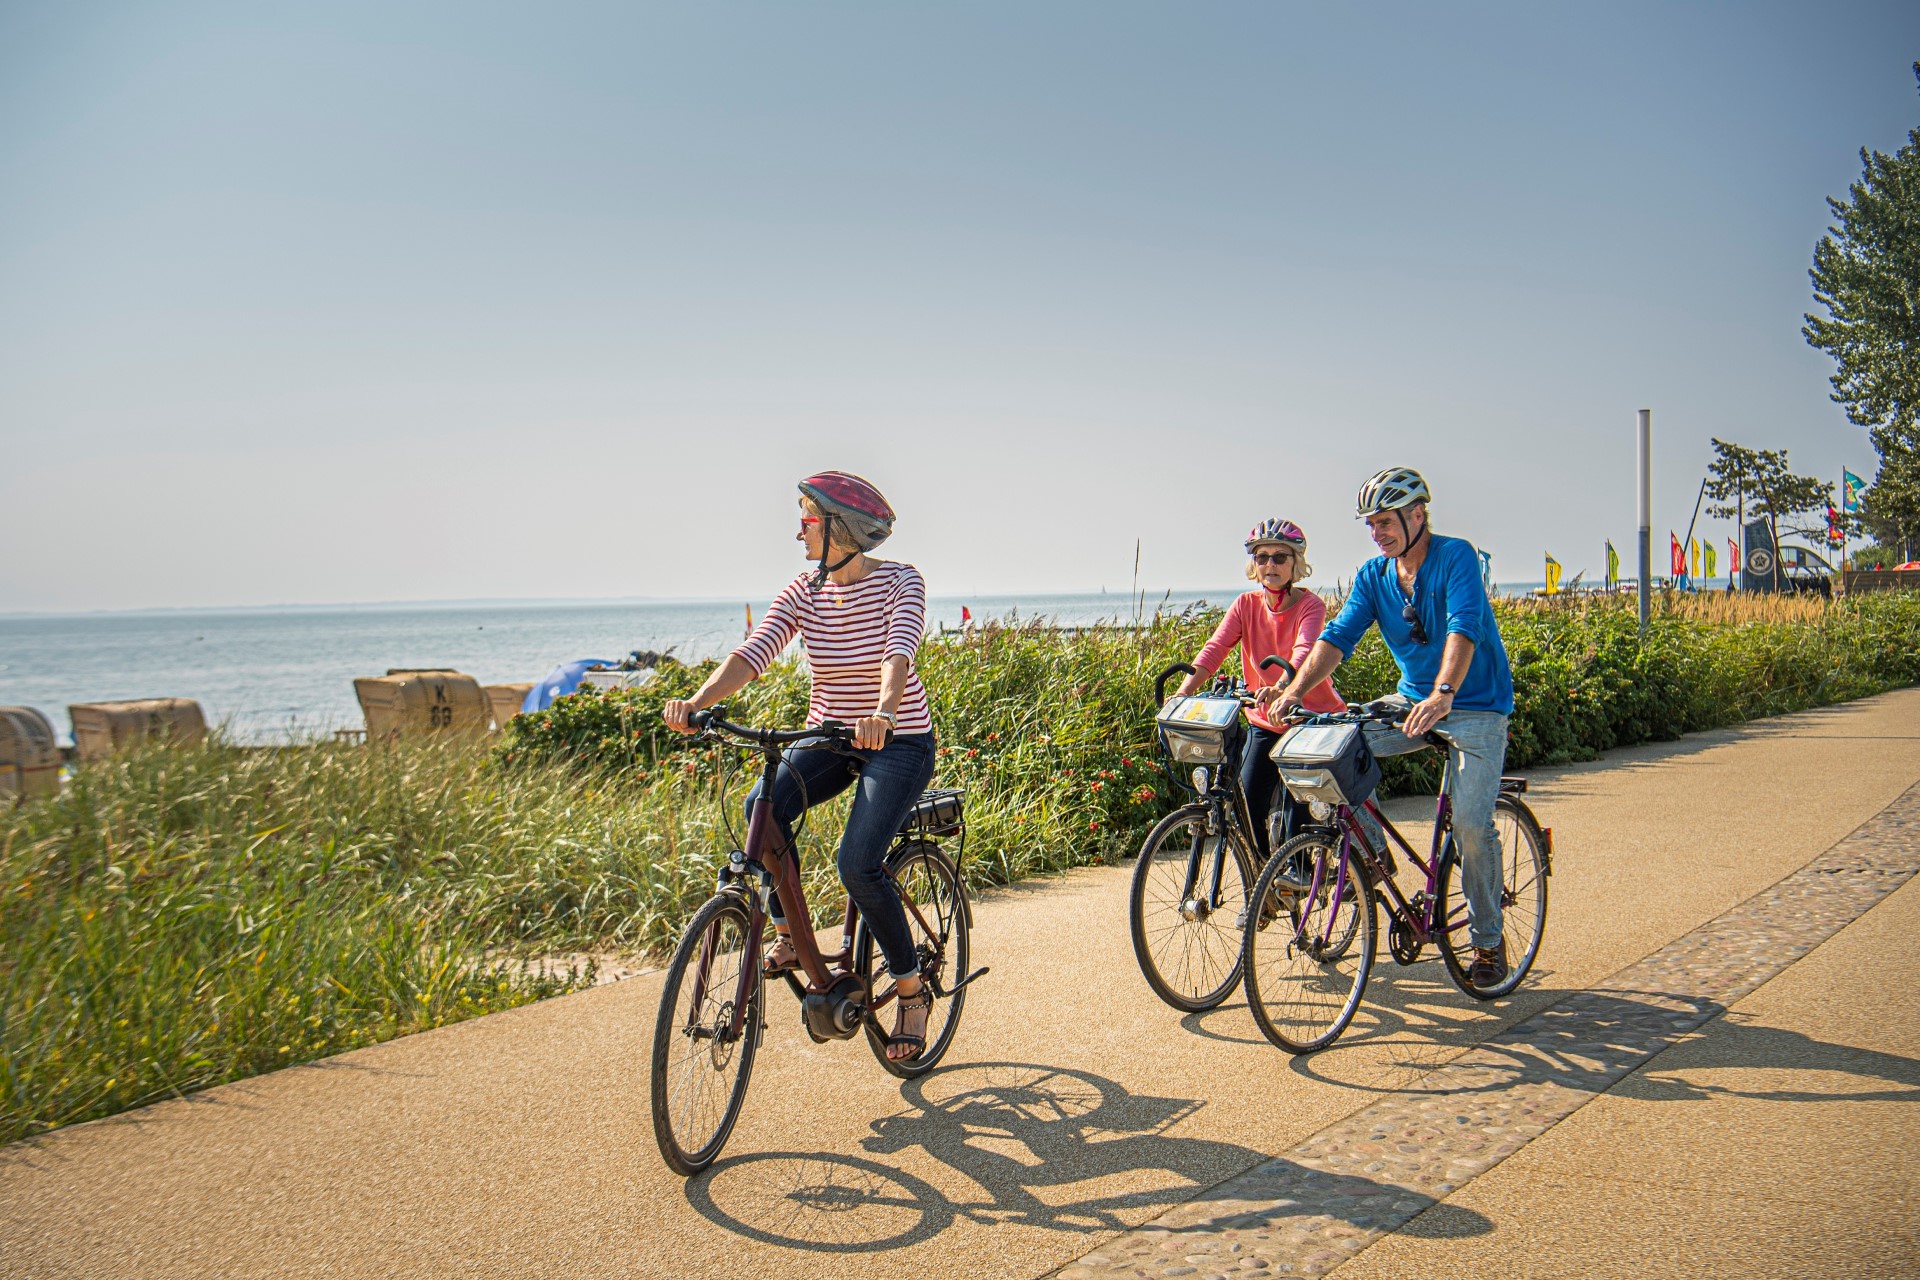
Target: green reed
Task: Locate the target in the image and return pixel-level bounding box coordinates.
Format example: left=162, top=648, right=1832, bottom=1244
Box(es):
left=6, top=590, right=1918, bottom=1143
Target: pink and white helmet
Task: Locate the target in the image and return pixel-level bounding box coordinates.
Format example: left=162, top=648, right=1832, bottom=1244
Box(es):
left=1245, top=518, right=1307, bottom=551
left=799, top=470, right=895, bottom=551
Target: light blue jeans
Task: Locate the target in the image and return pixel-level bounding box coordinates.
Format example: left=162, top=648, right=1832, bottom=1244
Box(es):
left=1360, top=696, right=1510, bottom=951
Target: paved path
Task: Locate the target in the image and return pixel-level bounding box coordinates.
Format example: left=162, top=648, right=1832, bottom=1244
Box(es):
left=5, top=690, right=1920, bottom=1278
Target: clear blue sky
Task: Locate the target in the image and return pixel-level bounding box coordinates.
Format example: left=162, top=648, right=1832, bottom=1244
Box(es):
left=3, top=1, right=1917, bottom=611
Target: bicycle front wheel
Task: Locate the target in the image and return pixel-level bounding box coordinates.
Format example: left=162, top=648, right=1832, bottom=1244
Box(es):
left=651, top=891, right=764, bottom=1175
left=1435, top=795, right=1549, bottom=1000
left=1242, top=831, right=1375, bottom=1053
left=855, top=840, right=972, bottom=1079
left=1128, top=803, right=1255, bottom=1012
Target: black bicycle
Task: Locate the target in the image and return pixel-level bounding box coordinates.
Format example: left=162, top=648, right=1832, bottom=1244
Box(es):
left=1127, top=657, right=1293, bottom=1012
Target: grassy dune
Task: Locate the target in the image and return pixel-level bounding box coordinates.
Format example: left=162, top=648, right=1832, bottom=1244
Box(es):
left=5, top=591, right=1918, bottom=1142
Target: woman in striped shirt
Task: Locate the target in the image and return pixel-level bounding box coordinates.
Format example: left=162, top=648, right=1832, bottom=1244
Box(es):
left=663, top=472, right=938, bottom=1061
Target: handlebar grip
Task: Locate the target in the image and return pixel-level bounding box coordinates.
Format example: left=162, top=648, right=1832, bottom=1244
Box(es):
left=1257, top=654, right=1296, bottom=681
left=1153, top=662, right=1198, bottom=708
left=687, top=706, right=717, bottom=730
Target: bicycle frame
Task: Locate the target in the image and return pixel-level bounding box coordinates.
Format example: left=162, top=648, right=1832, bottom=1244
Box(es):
left=1312, top=758, right=1468, bottom=950
left=694, top=720, right=953, bottom=1043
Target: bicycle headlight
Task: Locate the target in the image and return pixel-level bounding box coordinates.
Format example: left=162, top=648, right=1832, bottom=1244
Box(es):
left=1308, top=800, right=1335, bottom=822
left=1192, top=766, right=1209, bottom=792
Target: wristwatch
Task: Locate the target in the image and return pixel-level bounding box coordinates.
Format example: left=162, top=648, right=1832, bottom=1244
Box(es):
left=877, top=710, right=898, bottom=726
left=1436, top=682, right=1456, bottom=696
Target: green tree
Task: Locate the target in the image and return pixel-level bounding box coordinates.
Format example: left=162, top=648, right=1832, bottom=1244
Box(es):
left=1703, top=438, right=1831, bottom=587
left=1804, top=63, right=1920, bottom=453
left=1858, top=446, right=1920, bottom=561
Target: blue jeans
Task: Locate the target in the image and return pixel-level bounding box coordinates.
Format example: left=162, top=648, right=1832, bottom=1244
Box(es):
left=744, top=731, right=937, bottom=979
left=1238, top=724, right=1301, bottom=861
left=1360, top=697, right=1510, bottom=951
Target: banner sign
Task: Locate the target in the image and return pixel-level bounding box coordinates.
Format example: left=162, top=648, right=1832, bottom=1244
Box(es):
left=1742, top=517, right=1778, bottom=592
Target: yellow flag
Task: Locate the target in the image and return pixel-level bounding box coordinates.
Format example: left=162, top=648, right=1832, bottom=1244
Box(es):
left=1704, top=541, right=1717, bottom=578
left=1605, top=540, right=1620, bottom=588
left=1690, top=539, right=1701, bottom=579
left=1544, top=553, right=1562, bottom=594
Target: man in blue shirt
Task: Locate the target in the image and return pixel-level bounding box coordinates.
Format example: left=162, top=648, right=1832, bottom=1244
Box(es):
left=1272, top=466, right=1517, bottom=987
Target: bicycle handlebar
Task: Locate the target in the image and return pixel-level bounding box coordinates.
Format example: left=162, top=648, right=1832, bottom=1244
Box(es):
left=1278, top=698, right=1452, bottom=747
left=688, top=706, right=880, bottom=750
left=1152, top=662, right=1197, bottom=708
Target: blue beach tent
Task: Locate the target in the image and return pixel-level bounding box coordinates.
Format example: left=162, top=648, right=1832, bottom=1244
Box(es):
left=523, top=659, right=618, bottom=713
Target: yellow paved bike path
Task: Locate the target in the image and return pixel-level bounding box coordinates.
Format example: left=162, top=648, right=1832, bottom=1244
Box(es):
left=5, top=689, right=1919, bottom=1279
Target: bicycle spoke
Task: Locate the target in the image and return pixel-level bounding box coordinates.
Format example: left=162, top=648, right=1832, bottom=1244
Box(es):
left=1242, top=833, right=1374, bottom=1053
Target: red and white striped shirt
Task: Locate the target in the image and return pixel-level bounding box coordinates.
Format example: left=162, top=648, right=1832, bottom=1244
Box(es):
left=735, top=561, right=932, bottom=734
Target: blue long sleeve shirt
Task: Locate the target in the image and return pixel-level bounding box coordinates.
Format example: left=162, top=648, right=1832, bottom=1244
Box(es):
left=1319, top=534, right=1515, bottom=714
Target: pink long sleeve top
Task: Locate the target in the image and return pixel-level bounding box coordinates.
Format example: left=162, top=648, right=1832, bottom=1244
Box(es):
left=1192, top=589, right=1345, bottom=731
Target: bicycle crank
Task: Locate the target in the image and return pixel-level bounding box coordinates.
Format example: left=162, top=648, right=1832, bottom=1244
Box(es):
left=1388, top=916, right=1423, bottom=965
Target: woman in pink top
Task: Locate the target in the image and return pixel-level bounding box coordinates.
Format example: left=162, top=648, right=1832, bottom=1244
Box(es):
left=663, top=471, right=938, bottom=1062
left=1173, top=519, right=1344, bottom=860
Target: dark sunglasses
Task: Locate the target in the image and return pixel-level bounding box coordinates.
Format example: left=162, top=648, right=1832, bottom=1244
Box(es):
left=1401, top=603, right=1428, bottom=645
left=1251, top=550, right=1295, bottom=566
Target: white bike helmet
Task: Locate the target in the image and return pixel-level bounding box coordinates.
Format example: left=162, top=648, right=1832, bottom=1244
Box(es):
left=1356, top=467, right=1431, bottom=516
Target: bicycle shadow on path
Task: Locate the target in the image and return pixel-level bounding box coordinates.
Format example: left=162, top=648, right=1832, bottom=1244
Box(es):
left=682, top=1061, right=1491, bottom=1253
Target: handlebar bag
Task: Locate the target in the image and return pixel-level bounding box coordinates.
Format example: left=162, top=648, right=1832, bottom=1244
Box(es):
left=1271, top=722, right=1381, bottom=808
left=1155, top=696, right=1244, bottom=766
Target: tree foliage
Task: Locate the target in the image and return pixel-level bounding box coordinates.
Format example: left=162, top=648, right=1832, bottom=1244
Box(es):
left=1703, top=437, right=1830, bottom=541
left=1804, top=63, right=1920, bottom=450
left=1858, top=447, right=1920, bottom=560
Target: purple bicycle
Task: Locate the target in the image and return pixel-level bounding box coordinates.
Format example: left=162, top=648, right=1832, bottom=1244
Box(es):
left=1240, top=700, right=1552, bottom=1053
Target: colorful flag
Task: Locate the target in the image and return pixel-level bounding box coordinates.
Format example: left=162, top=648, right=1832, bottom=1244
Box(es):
left=1478, top=548, right=1494, bottom=592
left=960, top=605, right=973, bottom=626
left=1729, top=536, right=1740, bottom=579
left=744, top=603, right=754, bottom=637
left=1690, top=539, right=1701, bottom=580
left=1605, top=540, right=1619, bottom=589
left=1670, top=532, right=1685, bottom=577
left=1704, top=541, right=1717, bottom=578
left=1827, top=504, right=1846, bottom=547
left=1843, top=468, right=1865, bottom=512
left=1544, top=552, right=1562, bottom=594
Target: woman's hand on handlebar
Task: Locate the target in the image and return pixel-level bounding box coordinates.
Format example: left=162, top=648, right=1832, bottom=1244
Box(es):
left=852, top=714, right=893, bottom=751
left=662, top=699, right=701, bottom=735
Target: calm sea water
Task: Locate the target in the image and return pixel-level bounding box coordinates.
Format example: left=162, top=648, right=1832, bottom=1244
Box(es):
left=0, top=591, right=1242, bottom=743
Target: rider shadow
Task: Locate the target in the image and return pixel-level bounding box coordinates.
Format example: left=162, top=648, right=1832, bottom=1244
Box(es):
left=1299, top=985, right=1920, bottom=1107
left=682, top=1061, right=1490, bottom=1253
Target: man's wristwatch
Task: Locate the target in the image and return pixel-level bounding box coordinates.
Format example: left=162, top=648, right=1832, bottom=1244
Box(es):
left=876, top=710, right=898, bottom=726
left=1436, top=682, right=1456, bottom=696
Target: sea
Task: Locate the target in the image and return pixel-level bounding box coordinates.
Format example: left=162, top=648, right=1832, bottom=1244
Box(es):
left=0, top=580, right=1655, bottom=745
left=0, top=591, right=1241, bottom=744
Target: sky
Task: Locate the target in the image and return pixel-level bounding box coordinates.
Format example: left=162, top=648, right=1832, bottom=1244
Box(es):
left=3, top=1, right=1917, bottom=612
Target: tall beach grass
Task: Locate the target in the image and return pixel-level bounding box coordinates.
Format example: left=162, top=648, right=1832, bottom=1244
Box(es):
left=5, top=589, right=1919, bottom=1142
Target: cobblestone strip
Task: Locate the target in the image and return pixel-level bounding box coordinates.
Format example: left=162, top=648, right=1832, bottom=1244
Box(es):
left=1051, top=782, right=1920, bottom=1279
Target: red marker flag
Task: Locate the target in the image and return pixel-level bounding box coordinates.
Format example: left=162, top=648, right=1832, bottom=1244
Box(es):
left=1729, top=537, right=1740, bottom=579
left=1670, top=532, right=1686, bottom=577
left=960, top=605, right=973, bottom=625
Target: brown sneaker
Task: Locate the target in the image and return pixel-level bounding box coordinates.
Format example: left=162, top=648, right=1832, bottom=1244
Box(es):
left=1468, top=941, right=1508, bottom=988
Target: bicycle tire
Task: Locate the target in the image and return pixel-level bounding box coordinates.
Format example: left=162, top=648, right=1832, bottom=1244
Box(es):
left=1434, top=794, right=1549, bottom=1000
left=1241, top=831, right=1376, bottom=1054
left=854, top=841, right=971, bottom=1079
left=1128, top=803, right=1255, bottom=1012
left=651, top=891, right=764, bottom=1175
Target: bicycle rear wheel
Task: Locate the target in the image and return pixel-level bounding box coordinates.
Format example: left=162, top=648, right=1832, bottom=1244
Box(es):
left=855, top=841, right=971, bottom=1079
left=1242, top=831, right=1375, bottom=1053
left=651, top=891, right=764, bottom=1175
left=1128, top=804, right=1255, bottom=1012
left=1435, top=795, right=1550, bottom=1000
